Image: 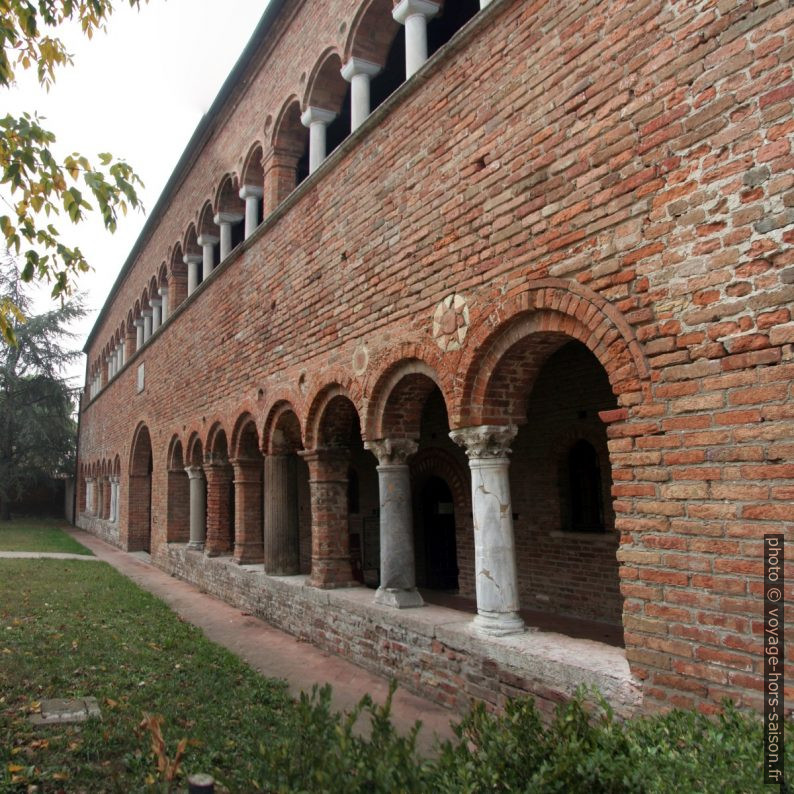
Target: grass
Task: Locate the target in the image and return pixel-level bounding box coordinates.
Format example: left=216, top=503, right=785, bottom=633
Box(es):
left=0, top=520, right=92, bottom=555
left=0, top=558, right=307, bottom=791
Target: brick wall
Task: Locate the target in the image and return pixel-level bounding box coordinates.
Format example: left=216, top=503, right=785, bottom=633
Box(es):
left=78, top=0, right=794, bottom=716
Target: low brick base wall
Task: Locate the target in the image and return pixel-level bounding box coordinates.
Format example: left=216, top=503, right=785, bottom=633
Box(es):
left=160, top=543, right=642, bottom=719
left=77, top=514, right=120, bottom=548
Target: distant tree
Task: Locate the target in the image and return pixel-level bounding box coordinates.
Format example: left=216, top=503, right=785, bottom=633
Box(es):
left=0, top=253, right=83, bottom=520
left=0, top=0, right=148, bottom=343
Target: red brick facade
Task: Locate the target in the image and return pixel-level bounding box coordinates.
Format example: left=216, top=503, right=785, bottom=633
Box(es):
left=78, top=0, right=793, bottom=717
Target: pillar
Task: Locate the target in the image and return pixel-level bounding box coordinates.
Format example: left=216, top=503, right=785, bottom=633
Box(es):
left=108, top=477, right=116, bottom=523
left=150, top=297, right=162, bottom=333
left=117, top=345, right=124, bottom=373
left=341, top=58, right=382, bottom=131
left=264, top=453, right=299, bottom=575
left=186, top=466, right=206, bottom=550
left=239, top=185, right=263, bottom=239
left=480, top=0, right=491, bottom=6
left=301, top=107, right=337, bottom=174
left=142, top=308, right=153, bottom=343
left=108, top=350, right=115, bottom=379
left=450, top=425, right=525, bottom=636
left=393, top=0, right=440, bottom=79
left=125, top=324, right=136, bottom=359
left=205, top=462, right=233, bottom=557
left=231, top=458, right=264, bottom=565
left=300, top=448, right=357, bottom=588
left=365, top=439, right=423, bottom=608
left=197, top=234, right=218, bottom=281
left=214, top=212, right=243, bottom=261
left=85, top=477, right=95, bottom=515
left=264, top=150, right=302, bottom=212
left=158, top=285, right=169, bottom=324
left=183, top=253, right=201, bottom=295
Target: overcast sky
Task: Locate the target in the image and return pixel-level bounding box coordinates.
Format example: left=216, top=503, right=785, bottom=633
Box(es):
left=4, top=0, right=271, bottom=386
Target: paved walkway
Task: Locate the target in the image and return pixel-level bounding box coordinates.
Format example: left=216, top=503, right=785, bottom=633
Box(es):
left=0, top=551, right=100, bottom=561
left=60, top=528, right=457, bottom=753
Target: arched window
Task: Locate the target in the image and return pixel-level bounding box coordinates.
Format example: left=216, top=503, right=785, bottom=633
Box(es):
left=567, top=440, right=604, bottom=532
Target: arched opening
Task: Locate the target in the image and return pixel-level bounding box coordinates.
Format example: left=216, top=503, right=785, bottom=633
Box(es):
left=166, top=438, right=189, bottom=543
left=205, top=425, right=234, bottom=557
left=270, top=99, right=310, bottom=207
left=417, top=476, right=458, bottom=590
left=128, top=424, right=153, bottom=552
left=566, top=439, right=604, bottom=533
left=427, top=0, right=480, bottom=56
left=231, top=415, right=265, bottom=565
left=197, top=202, right=221, bottom=270
left=169, top=242, right=187, bottom=310
left=215, top=174, right=246, bottom=254
left=305, top=51, right=351, bottom=159
left=241, top=144, right=265, bottom=231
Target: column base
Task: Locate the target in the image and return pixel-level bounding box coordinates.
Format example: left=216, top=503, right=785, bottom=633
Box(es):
left=473, top=610, right=525, bottom=637
left=233, top=544, right=265, bottom=565
left=374, top=587, right=425, bottom=609
left=309, top=557, right=359, bottom=589
left=186, top=540, right=205, bottom=551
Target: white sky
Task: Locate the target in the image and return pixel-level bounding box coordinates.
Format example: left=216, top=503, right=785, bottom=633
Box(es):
left=4, top=0, right=272, bottom=386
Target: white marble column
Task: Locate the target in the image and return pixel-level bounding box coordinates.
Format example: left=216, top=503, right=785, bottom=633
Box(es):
left=114, top=478, right=121, bottom=525
left=239, top=185, right=263, bottom=239
left=450, top=425, right=525, bottom=636
left=108, top=350, right=115, bottom=379
left=480, top=0, right=491, bottom=6
left=393, top=0, right=440, bottom=78
left=214, top=212, right=243, bottom=260
left=142, top=308, right=153, bottom=342
left=186, top=466, right=207, bottom=550
left=197, top=234, right=219, bottom=281
left=134, top=318, right=144, bottom=350
left=301, top=107, right=338, bottom=174
left=150, top=297, right=162, bottom=333
left=184, top=253, right=202, bottom=295
left=85, top=477, right=94, bottom=515
left=116, top=345, right=124, bottom=373
left=158, top=285, right=169, bottom=323
left=365, top=439, right=423, bottom=608
left=341, top=58, right=382, bottom=130
left=108, top=478, right=116, bottom=523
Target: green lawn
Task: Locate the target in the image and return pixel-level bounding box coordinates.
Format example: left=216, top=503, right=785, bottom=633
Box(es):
left=0, top=520, right=92, bottom=555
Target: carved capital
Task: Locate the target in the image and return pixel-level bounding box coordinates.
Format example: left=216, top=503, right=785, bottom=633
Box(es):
left=184, top=465, right=204, bottom=480
left=365, top=438, right=418, bottom=466
left=449, top=425, right=517, bottom=460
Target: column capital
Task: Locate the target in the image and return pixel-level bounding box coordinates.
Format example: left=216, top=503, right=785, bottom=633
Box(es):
left=449, top=425, right=518, bottom=460
left=141, top=307, right=153, bottom=318
left=183, top=252, right=203, bottom=265
left=133, top=318, right=144, bottom=328
left=197, top=233, right=219, bottom=246
left=364, top=438, right=418, bottom=466
left=341, top=57, right=382, bottom=82
left=158, top=285, right=169, bottom=297
left=301, top=106, right=337, bottom=127
left=149, top=296, right=161, bottom=308
left=213, top=211, right=243, bottom=225
left=85, top=476, right=95, bottom=483
left=239, top=184, right=263, bottom=200
left=185, top=465, right=204, bottom=480
left=393, top=0, right=440, bottom=24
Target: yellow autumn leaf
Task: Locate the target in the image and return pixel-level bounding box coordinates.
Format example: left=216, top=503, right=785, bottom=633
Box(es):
left=7, top=763, right=24, bottom=773
left=53, top=772, right=69, bottom=781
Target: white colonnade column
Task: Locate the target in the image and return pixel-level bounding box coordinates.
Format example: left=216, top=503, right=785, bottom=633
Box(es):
left=365, top=439, right=423, bottom=608
left=450, top=425, right=525, bottom=636
left=214, top=213, right=243, bottom=261
left=341, top=58, right=382, bottom=131
left=85, top=477, right=94, bottom=515
left=301, top=107, right=337, bottom=174
left=150, top=297, right=162, bottom=333
left=142, top=308, right=153, bottom=343
left=186, top=466, right=207, bottom=550
left=393, top=0, right=440, bottom=79
left=184, top=253, right=202, bottom=295
left=134, top=318, right=145, bottom=350
left=197, top=234, right=218, bottom=282
left=158, top=285, right=169, bottom=323
left=239, top=186, right=263, bottom=239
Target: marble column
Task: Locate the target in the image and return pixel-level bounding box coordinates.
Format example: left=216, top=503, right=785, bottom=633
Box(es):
left=197, top=234, right=219, bottom=281
left=142, top=308, right=153, bottom=343
left=393, top=0, right=440, bottom=78
left=150, top=297, right=162, bottom=333
left=214, top=212, right=243, bottom=260
left=108, top=350, right=115, bottom=379
left=184, top=252, right=202, bottom=295
left=301, top=107, right=338, bottom=174
left=158, top=285, right=169, bottom=324
left=186, top=466, right=206, bottom=550
left=204, top=462, right=233, bottom=556
left=86, top=477, right=95, bottom=515
left=450, top=425, right=525, bottom=636
left=231, top=458, right=264, bottom=565
left=239, top=185, right=263, bottom=239
left=109, top=477, right=117, bottom=523
left=112, top=477, right=121, bottom=524
left=365, top=438, right=423, bottom=608
left=341, top=58, right=382, bottom=130
left=300, top=448, right=357, bottom=588
left=117, top=345, right=124, bottom=373
left=264, top=453, right=300, bottom=575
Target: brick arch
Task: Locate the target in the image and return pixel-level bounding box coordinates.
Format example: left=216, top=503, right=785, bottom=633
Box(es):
left=167, top=435, right=185, bottom=471
left=183, top=223, right=200, bottom=258
left=186, top=432, right=204, bottom=467
left=304, top=382, right=364, bottom=450
left=205, top=421, right=230, bottom=462
left=365, top=358, right=449, bottom=441
left=197, top=200, right=215, bottom=237
left=303, top=48, right=347, bottom=113
left=128, top=422, right=153, bottom=552
left=148, top=275, right=158, bottom=300
left=157, top=262, right=168, bottom=288
left=410, top=447, right=469, bottom=520
left=272, top=95, right=306, bottom=156
left=214, top=173, right=244, bottom=215
left=230, top=411, right=262, bottom=459
left=455, top=280, right=651, bottom=427
left=113, top=455, right=121, bottom=476
left=241, top=142, right=264, bottom=188
left=344, top=0, right=401, bottom=66
left=263, top=399, right=304, bottom=455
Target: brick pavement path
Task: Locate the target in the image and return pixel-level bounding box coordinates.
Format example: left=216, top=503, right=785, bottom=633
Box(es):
left=62, top=528, right=457, bottom=754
